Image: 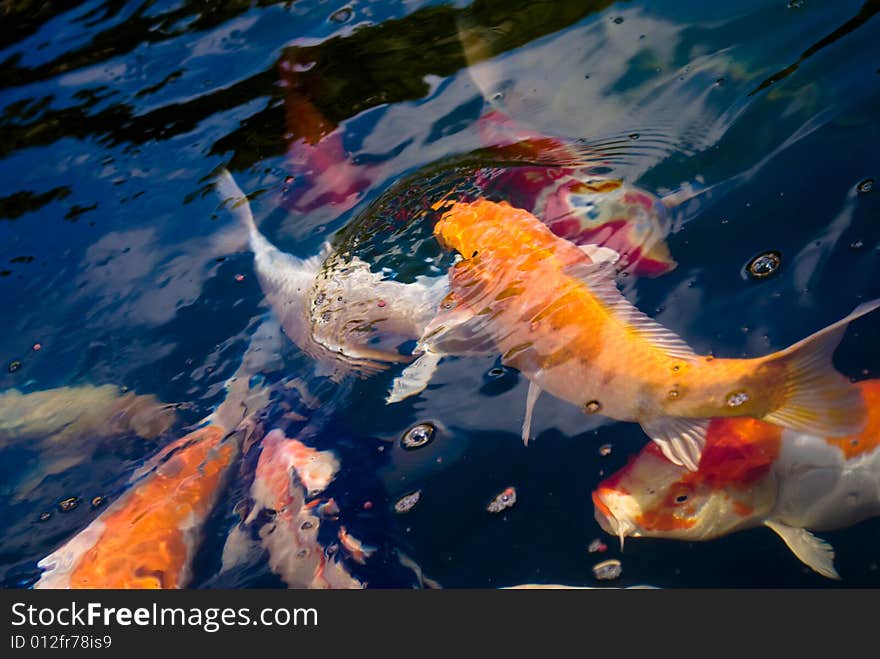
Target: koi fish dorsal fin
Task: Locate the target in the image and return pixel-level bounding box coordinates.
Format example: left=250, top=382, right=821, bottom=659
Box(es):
left=641, top=417, right=708, bottom=472
left=564, top=261, right=697, bottom=361
left=762, top=299, right=880, bottom=437
left=764, top=520, right=840, bottom=580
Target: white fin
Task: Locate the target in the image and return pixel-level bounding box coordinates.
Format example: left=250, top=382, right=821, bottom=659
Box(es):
left=762, top=299, right=880, bottom=437
left=579, top=243, right=621, bottom=266
left=386, top=350, right=443, bottom=404
left=565, top=261, right=697, bottom=361
left=641, top=417, right=708, bottom=471
left=764, top=520, right=840, bottom=580
left=522, top=381, right=542, bottom=446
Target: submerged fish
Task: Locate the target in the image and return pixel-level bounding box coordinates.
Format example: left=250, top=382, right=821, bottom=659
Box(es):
left=390, top=199, right=877, bottom=470
left=225, top=428, right=363, bottom=588
left=215, top=169, right=447, bottom=381
left=33, top=326, right=275, bottom=589
left=0, top=384, right=177, bottom=497
left=592, top=380, right=880, bottom=580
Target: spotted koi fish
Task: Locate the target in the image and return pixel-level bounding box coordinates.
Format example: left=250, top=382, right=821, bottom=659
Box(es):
left=592, top=380, right=880, bottom=579
left=389, top=199, right=877, bottom=470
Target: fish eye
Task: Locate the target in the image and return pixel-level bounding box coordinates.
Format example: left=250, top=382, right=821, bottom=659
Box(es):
left=675, top=494, right=689, bottom=504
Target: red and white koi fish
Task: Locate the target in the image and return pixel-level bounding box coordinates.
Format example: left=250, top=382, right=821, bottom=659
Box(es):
left=225, top=428, right=363, bottom=588
left=592, top=380, right=880, bottom=579
left=389, top=198, right=876, bottom=470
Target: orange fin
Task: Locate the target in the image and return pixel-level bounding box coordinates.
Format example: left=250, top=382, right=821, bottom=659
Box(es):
left=641, top=416, right=709, bottom=471
left=565, top=261, right=697, bottom=361
left=762, top=299, right=880, bottom=436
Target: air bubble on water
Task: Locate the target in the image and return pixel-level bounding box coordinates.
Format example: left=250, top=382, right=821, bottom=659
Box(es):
left=787, top=0, right=804, bottom=8
left=58, top=497, right=79, bottom=512
left=612, top=16, right=624, bottom=24
left=628, top=133, right=640, bottom=140
left=7, top=360, right=21, bottom=373
left=851, top=240, right=864, bottom=249
left=593, top=559, right=622, bottom=580
left=487, top=487, right=517, bottom=513
left=857, top=178, right=874, bottom=194
left=599, top=444, right=612, bottom=457
left=329, top=6, right=353, bottom=23
left=394, top=490, right=422, bottom=514
left=745, top=251, right=782, bottom=280
left=402, top=423, right=435, bottom=449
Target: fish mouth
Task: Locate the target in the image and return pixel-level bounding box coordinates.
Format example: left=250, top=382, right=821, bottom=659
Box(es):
left=592, top=488, right=636, bottom=550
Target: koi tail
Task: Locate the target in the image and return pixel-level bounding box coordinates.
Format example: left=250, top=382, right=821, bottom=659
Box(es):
left=761, top=299, right=880, bottom=436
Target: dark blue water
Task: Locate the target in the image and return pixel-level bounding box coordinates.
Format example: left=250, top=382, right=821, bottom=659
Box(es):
left=2, top=0, right=880, bottom=588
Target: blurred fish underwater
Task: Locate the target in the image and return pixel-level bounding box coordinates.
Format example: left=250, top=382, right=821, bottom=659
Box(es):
left=1, top=0, right=880, bottom=589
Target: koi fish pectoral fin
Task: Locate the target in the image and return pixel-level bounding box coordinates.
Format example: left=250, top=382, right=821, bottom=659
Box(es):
left=764, top=520, right=840, bottom=580
left=641, top=417, right=708, bottom=472
left=386, top=350, right=444, bottom=404
left=521, top=381, right=542, bottom=446
left=763, top=298, right=880, bottom=437
left=578, top=244, right=621, bottom=266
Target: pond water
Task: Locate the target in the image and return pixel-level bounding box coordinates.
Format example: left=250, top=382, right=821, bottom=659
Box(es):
left=2, top=0, right=880, bottom=588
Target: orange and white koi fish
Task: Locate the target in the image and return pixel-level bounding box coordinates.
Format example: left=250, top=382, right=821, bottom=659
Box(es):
left=33, top=324, right=275, bottom=589
left=224, top=428, right=363, bottom=588
left=592, top=380, right=880, bottom=580
left=1, top=384, right=177, bottom=497
left=390, top=199, right=877, bottom=470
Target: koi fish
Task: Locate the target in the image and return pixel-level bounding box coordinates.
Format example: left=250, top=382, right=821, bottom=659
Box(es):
left=226, top=428, right=363, bottom=588
left=473, top=109, right=678, bottom=278
left=33, top=323, right=276, bottom=589
left=0, top=384, right=177, bottom=498
left=215, top=169, right=448, bottom=381
left=592, top=379, right=880, bottom=580
left=390, top=198, right=877, bottom=470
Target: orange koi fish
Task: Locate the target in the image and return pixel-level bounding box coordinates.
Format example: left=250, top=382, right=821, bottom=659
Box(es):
left=33, top=324, right=275, bottom=589
left=592, top=380, right=880, bottom=580
left=390, top=199, right=877, bottom=470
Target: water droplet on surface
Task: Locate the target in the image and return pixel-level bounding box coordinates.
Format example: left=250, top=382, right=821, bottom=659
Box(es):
left=593, top=559, right=622, bottom=580
left=628, top=132, right=640, bottom=140
left=787, top=0, right=804, bottom=8
left=667, top=388, right=680, bottom=400
left=38, top=512, right=51, bottom=522
left=588, top=538, right=608, bottom=553
left=726, top=391, right=750, bottom=407
left=857, top=178, right=874, bottom=194
left=487, top=367, right=506, bottom=378
left=32, top=343, right=41, bottom=351
left=401, top=423, right=435, bottom=449
left=234, top=273, right=245, bottom=282
left=90, top=496, right=105, bottom=508
left=487, top=487, right=517, bottom=513
left=612, top=16, right=624, bottom=24
left=58, top=497, right=79, bottom=513
left=329, top=6, right=353, bottom=23
left=599, top=444, right=612, bottom=457
left=745, top=251, right=782, bottom=280
left=7, top=360, right=21, bottom=373
left=851, top=240, right=864, bottom=249
left=584, top=400, right=602, bottom=414
left=394, top=490, right=422, bottom=514
left=715, top=77, right=726, bottom=86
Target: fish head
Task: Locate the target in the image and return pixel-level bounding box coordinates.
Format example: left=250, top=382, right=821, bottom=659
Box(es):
left=593, top=418, right=782, bottom=545
left=538, top=175, right=677, bottom=278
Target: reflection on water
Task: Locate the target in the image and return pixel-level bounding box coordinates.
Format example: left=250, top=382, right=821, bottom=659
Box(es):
left=1, top=0, right=880, bottom=588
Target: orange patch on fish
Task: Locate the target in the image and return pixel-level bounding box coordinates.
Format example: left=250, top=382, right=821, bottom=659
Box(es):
left=67, top=425, right=235, bottom=588
left=696, top=417, right=783, bottom=490
left=823, top=380, right=880, bottom=458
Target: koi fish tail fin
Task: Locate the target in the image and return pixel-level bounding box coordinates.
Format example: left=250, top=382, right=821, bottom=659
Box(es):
left=762, top=299, right=880, bottom=436
left=214, top=168, right=268, bottom=253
